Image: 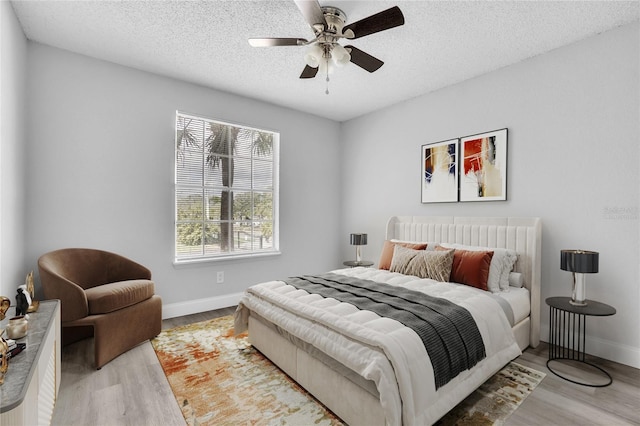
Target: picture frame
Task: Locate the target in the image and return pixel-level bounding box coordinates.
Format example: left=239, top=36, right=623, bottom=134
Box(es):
left=421, top=139, right=459, bottom=203
left=459, top=128, right=508, bottom=202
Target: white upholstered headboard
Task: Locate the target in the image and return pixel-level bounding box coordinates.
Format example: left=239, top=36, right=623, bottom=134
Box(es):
left=386, top=216, right=542, bottom=348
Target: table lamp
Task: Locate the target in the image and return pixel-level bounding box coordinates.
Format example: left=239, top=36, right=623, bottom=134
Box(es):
left=350, top=233, right=368, bottom=264
left=560, top=249, right=599, bottom=306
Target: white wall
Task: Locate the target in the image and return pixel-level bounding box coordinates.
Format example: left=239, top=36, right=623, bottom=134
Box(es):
left=0, top=1, right=28, bottom=298
left=340, top=23, right=640, bottom=367
left=7, top=5, right=639, bottom=368
left=24, top=43, right=342, bottom=315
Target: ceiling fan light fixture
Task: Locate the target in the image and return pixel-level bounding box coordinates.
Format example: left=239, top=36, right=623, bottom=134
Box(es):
left=331, top=43, right=350, bottom=67
left=318, top=55, right=335, bottom=75
left=248, top=1, right=405, bottom=85
left=304, top=43, right=324, bottom=68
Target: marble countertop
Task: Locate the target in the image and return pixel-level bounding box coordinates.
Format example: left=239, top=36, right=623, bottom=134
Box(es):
left=1, top=300, right=60, bottom=413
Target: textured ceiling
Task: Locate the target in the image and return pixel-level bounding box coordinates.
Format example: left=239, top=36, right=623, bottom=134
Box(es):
left=10, top=0, right=640, bottom=122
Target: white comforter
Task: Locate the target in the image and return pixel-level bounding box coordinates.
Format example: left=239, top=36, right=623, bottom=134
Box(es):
left=234, top=267, right=521, bottom=425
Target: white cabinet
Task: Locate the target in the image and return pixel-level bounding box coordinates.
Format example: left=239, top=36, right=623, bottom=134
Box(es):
left=1, top=301, right=61, bottom=425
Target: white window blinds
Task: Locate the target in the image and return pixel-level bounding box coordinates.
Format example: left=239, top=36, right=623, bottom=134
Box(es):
left=175, top=112, right=279, bottom=262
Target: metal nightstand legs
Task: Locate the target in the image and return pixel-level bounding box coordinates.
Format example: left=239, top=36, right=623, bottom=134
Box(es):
left=547, top=305, right=612, bottom=387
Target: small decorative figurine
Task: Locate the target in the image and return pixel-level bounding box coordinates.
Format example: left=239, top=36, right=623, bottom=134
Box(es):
left=15, top=288, right=30, bottom=317
left=0, top=296, right=9, bottom=321
left=0, top=337, right=8, bottom=385
left=25, top=271, right=39, bottom=313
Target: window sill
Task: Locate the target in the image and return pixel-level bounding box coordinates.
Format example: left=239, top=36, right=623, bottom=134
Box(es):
left=173, top=251, right=281, bottom=267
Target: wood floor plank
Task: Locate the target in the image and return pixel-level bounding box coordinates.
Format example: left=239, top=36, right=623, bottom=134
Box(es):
left=507, top=343, right=640, bottom=425
left=51, top=308, right=640, bottom=425
left=52, top=333, right=187, bottom=425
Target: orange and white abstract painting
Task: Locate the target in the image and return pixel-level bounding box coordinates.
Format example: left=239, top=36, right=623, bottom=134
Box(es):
left=460, top=129, right=507, bottom=201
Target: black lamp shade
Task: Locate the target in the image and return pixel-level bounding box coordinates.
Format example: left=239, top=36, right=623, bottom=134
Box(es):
left=350, top=233, right=367, bottom=245
left=561, top=250, right=599, bottom=273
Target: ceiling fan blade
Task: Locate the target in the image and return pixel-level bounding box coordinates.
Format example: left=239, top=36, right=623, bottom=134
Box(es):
left=342, top=6, right=404, bottom=39
left=248, top=38, right=307, bottom=47
left=294, top=0, right=327, bottom=29
left=300, top=65, right=319, bottom=79
left=345, top=46, right=384, bottom=73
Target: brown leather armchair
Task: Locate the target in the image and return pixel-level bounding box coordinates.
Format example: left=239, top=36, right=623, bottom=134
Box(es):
left=38, top=248, right=162, bottom=369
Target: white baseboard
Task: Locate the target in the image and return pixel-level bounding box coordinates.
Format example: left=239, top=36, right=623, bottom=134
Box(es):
left=162, top=292, right=243, bottom=319
left=585, top=335, right=640, bottom=369
left=541, top=322, right=640, bottom=369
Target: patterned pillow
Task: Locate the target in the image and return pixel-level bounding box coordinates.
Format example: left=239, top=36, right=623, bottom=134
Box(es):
left=389, top=245, right=419, bottom=272
left=378, top=240, right=428, bottom=270
left=390, top=245, right=454, bottom=282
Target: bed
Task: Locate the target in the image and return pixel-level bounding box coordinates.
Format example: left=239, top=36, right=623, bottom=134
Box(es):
left=235, top=216, right=541, bottom=425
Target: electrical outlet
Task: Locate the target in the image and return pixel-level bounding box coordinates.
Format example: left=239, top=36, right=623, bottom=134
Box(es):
left=216, top=271, right=224, bottom=284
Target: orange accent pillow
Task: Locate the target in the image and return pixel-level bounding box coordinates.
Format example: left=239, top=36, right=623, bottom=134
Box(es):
left=378, top=240, right=428, bottom=270
left=445, top=248, right=494, bottom=291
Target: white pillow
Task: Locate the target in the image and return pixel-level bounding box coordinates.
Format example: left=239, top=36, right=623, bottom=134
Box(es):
left=508, top=272, right=524, bottom=288
left=439, top=243, right=517, bottom=292
left=501, top=253, right=518, bottom=289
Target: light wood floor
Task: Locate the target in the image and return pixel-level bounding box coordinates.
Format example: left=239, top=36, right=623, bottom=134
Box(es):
left=52, top=307, right=640, bottom=425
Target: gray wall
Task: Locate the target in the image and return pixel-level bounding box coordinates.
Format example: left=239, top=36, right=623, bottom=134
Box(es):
left=24, top=43, right=342, bottom=316
left=339, top=23, right=639, bottom=367
left=0, top=1, right=28, bottom=297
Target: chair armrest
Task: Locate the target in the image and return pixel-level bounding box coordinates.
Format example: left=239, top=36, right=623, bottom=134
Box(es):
left=38, top=263, right=89, bottom=322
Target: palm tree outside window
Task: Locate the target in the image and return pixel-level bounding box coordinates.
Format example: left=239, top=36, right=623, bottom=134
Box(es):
left=175, top=112, right=279, bottom=262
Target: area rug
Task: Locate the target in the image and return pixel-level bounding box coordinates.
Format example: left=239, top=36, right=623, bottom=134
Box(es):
left=151, top=315, right=545, bottom=426
left=435, top=361, right=545, bottom=426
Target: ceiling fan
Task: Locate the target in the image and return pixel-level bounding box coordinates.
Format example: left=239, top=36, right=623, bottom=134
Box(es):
left=248, top=0, right=404, bottom=86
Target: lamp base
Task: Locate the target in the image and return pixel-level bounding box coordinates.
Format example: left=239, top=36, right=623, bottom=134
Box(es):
left=570, top=272, right=588, bottom=306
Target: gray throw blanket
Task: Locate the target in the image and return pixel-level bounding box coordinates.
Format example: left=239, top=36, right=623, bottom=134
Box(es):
left=284, top=273, right=486, bottom=390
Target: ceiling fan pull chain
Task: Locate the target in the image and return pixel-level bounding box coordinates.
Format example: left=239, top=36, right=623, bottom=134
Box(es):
left=325, top=58, right=330, bottom=95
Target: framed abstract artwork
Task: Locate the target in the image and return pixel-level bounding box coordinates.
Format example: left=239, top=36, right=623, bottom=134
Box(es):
left=459, top=129, right=508, bottom=202
left=421, top=139, right=458, bottom=203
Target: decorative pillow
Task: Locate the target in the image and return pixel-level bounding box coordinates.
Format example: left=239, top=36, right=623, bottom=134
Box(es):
left=389, top=245, right=420, bottom=273
left=403, top=248, right=455, bottom=282
left=501, top=253, right=518, bottom=290
left=439, top=243, right=517, bottom=292
left=508, top=272, right=524, bottom=288
left=445, top=248, right=494, bottom=291
left=378, top=240, right=428, bottom=270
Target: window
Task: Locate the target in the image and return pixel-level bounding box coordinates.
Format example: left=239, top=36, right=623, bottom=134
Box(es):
left=175, top=112, right=279, bottom=262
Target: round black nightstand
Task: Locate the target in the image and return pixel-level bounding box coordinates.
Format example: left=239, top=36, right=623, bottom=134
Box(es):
left=343, top=260, right=374, bottom=267
left=546, top=296, right=616, bottom=387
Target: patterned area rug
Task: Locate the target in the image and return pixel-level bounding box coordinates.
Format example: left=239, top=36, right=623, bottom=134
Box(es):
left=435, top=361, right=545, bottom=426
left=151, top=315, right=545, bottom=426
